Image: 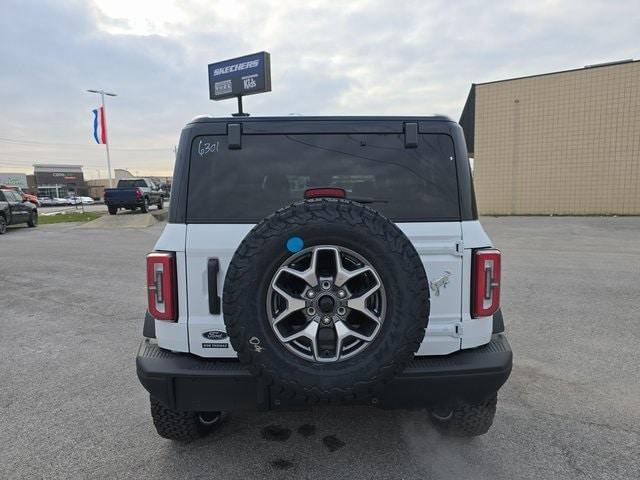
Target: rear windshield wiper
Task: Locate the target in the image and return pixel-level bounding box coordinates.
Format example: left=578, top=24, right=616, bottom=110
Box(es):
left=348, top=196, right=389, bottom=204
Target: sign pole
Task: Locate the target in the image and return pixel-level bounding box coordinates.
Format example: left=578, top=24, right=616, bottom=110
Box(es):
left=232, top=96, right=249, bottom=117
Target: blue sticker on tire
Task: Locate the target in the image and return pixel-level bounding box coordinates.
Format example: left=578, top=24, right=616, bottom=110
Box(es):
left=286, top=236, right=304, bottom=253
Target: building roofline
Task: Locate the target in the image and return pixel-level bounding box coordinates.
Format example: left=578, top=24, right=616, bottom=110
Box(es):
left=475, top=58, right=637, bottom=86
left=33, top=164, right=84, bottom=170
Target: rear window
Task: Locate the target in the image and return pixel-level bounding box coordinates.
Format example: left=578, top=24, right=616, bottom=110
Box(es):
left=186, top=133, right=459, bottom=222
left=118, top=179, right=147, bottom=188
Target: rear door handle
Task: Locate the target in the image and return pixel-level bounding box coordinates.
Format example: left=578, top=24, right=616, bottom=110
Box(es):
left=207, top=258, right=221, bottom=314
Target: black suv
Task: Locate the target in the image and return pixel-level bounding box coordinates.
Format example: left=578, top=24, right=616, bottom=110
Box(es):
left=0, top=188, right=38, bottom=234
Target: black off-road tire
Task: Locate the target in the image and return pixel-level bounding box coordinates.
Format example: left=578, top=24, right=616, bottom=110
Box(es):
left=430, top=395, right=498, bottom=437
left=149, top=397, right=224, bottom=442
left=141, top=197, right=150, bottom=213
left=27, top=211, right=38, bottom=227
left=223, top=198, right=430, bottom=402
left=108, top=206, right=118, bottom=215
left=0, top=215, right=7, bottom=234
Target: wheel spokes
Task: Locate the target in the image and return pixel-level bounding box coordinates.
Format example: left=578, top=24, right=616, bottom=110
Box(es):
left=268, top=245, right=386, bottom=363
left=335, top=320, right=377, bottom=343
left=346, top=283, right=382, bottom=324
left=278, top=247, right=319, bottom=287
left=280, top=319, right=318, bottom=346
left=328, top=248, right=373, bottom=287
left=271, top=284, right=306, bottom=324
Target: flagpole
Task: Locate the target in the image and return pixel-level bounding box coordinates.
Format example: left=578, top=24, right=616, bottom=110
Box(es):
left=87, top=89, right=117, bottom=188
left=101, top=91, right=114, bottom=188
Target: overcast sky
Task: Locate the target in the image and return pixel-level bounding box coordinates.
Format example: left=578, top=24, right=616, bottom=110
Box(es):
left=0, top=0, right=637, bottom=178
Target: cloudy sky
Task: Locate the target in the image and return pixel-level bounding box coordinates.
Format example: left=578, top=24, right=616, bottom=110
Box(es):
left=0, top=0, right=637, bottom=178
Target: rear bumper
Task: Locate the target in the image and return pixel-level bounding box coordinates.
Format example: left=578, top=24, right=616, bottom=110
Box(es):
left=104, top=199, right=143, bottom=208
left=137, top=334, right=512, bottom=412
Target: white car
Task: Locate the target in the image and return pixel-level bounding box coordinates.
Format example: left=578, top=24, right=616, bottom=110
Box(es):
left=137, top=115, right=511, bottom=442
left=66, top=196, right=95, bottom=205
left=39, top=197, right=56, bottom=207
left=53, top=197, right=70, bottom=206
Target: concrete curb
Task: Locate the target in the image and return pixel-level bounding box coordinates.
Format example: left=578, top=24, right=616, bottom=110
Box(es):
left=77, top=209, right=167, bottom=229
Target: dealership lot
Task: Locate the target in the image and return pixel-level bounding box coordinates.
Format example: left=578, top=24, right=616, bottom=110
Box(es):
left=1, top=217, right=638, bottom=479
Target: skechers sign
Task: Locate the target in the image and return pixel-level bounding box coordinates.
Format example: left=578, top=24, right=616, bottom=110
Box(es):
left=208, top=52, right=271, bottom=100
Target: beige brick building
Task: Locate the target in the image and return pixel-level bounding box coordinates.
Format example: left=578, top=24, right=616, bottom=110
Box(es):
left=460, top=60, right=640, bottom=215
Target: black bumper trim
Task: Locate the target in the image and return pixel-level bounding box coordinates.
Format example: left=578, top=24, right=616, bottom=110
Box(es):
left=137, top=335, right=512, bottom=412
left=142, top=311, right=156, bottom=339
left=492, top=309, right=505, bottom=334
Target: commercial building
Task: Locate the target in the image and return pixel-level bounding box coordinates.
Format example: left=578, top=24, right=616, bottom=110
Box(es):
left=460, top=59, right=640, bottom=215
left=0, top=172, right=28, bottom=188
left=33, top=164, right=88, bottom=198
left=86, top=169, right=134, bottom=199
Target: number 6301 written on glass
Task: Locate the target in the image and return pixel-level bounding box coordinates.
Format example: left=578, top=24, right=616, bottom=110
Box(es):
left=198, top=140, right=220, bottom=156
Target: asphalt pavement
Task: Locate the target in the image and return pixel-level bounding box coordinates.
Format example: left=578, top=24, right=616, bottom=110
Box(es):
left=1, top=217, right=638, bottom=479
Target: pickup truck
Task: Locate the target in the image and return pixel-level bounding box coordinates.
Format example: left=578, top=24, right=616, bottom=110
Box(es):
left=0, top=188, right=38, bottom=234
left=104, top=178, right=164, bottom=215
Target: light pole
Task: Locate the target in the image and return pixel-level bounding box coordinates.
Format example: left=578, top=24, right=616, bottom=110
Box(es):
left=87, top=89, right=117, bottom=187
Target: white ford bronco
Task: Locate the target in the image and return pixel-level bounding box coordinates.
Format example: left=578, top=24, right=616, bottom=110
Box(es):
left=137, top=116, right=512, bottom=441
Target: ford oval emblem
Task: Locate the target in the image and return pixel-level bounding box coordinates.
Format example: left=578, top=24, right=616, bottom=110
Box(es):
left=203, top=330, right=228, bottom=340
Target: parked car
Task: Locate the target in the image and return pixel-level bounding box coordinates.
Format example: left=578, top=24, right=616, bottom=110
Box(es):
left=103, top=178, right=164, bottom=215
left=66, top=196, right=95, bottom=205
left=0, top=184, right=39, bottom=207
left=0, top=188, right=38, bottom=234
left=39, top=196, right=56, bottom=207
left=53, top=197, right=70, bottom=206
left=137, top=115, right=511, bottom=441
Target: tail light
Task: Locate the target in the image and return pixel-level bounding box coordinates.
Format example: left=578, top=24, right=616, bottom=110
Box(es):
left=135, top=188, right=143, bottom=199
left=472, top=249, right=501, bottom=318
left=304, top=187, right=346, bottom=199
left=146, top=252, right=177, bottom=321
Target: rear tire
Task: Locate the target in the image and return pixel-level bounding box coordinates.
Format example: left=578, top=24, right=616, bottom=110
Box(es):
left=157, top=197, right=164, bottom=209
left=430, top=395, right=498, bottom=437
left=0, top=216, right=7, bottom=234
left=108, top=206, right=118, bottom=215
left=27, top=211, right=37, bottom=227
left=141, top=197, right=149, bottom=213
left=149, top=396, right=225, bottom=442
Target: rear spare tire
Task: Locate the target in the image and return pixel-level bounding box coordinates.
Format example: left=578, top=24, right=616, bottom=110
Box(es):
left=223, top=198, right=429, bottom=401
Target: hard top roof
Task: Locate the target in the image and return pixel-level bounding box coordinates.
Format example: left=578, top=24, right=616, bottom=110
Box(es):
left=188, top=114, right=454, bottom=124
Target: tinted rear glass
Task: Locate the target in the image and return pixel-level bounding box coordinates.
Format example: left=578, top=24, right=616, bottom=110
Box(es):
left=186, top=133, right=459, bottom=222
left=118, top=179, right=146, bottom=188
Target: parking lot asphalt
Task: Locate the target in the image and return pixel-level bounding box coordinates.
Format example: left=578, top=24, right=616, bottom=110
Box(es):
left=1, top=217, right=639, bottom=479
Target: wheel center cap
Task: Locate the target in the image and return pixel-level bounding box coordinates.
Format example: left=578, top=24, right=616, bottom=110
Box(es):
left=318, top=295, right=335, bottom=314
